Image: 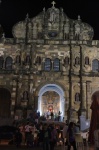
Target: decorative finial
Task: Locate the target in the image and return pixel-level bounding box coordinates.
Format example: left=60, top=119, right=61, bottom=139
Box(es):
left=26, top=13, right=29, bottom=19
left=43, top=7, right=45, bottom=12
left=51, top=1, right=56, bottom=7
left=78, top=15, right=81, bottom=21
left=2, top=33, right=5, bottom=38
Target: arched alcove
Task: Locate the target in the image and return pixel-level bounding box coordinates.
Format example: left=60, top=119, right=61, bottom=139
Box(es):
left=38, top=84, right=65, bottom=117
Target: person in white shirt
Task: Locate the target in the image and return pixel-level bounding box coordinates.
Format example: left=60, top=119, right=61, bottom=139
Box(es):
left=63, top=123, right=68, bottom=145
left=25, top=122, right=32, bottom=143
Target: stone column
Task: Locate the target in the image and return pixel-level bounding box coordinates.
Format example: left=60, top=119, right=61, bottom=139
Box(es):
left=71, top=82, right=74, bottom=108
left=34, top=96, right=38, bottom=111
left=86, top=81, right=91, bottom=119
left=81, top=81, right=86, bottom=116
left=28, top=83, right=33, bottom=105
left=69, top=82, right=75, bottom=121
left=10, top=79, right=17, bottom=118
left=70, top=45, right=73, bottom=70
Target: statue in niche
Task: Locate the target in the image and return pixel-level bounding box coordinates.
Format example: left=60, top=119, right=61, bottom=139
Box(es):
left=30, top=83, right=33, bottom=93
left=74, top=22, right=81, bottom=40
left=23, top=91, right=28, bottom=100
left=64, top=57, right=69, bottom=65
left=49, top=10, right=56, bottom=23
left=75, top=57, right=80, bottom=65
left=28, top=22, right=33, bottom=39
left=75, top=93, right=80, bottom=101
left=85, top=57, right=89, bottom=65
left=21, top=51, right=26, bottom=62
left=64, top=19, right=70, bottom=40
left=16, top=55, right=21, bottom=64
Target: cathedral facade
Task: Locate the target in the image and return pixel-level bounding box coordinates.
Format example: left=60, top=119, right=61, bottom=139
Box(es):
left=0, top=2, right=98, bottom=123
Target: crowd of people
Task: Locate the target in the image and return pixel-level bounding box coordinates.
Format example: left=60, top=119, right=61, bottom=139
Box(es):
left=13, top=121, right=62, bottom=148
left=43, top=110, right=63, bottom=122
left=12, top=119, right=80, bottom=150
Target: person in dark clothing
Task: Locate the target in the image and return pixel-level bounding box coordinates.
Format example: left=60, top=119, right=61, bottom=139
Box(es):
left=26, top=131, right=34, bottom=148
left=58, top=111, right=61, bottom=121
left=67, top=122, right=77, bottom=150
left=38, top=128, right=43, bottom=145
left=42, top=124, right=50, bottom=150
left=14, top=129, right=22, bottom=148
left=50, top=125, right=58, bottom=150
left=51, top=111, right=54, bottom=120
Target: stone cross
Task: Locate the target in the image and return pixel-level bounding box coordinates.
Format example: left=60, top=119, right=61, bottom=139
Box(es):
left=51, top=1, right=56, bottom=7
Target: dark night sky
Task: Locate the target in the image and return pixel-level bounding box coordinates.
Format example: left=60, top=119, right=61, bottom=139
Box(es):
left=0, top=0, right=99, bottom=40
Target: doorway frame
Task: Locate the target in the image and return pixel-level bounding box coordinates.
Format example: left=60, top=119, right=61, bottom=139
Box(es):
left=38, top=84, right=65, bottom=117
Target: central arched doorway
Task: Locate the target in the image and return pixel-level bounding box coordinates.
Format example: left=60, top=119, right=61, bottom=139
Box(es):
left=38, top=84, right=65, bottom=118
left=0, top=88, right=11, bottom=117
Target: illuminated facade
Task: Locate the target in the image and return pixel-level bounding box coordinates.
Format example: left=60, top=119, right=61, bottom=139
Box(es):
left=0, top=2, right=98, bottom=123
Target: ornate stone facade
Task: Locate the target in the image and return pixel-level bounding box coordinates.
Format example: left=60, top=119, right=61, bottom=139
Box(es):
left=0, top=2, right=98, bottom=123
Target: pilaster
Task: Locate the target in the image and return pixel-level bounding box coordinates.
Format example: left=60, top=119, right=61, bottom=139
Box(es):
left=10, top=79, right=17, bottom=118
left=86, top=81, right=91, bottom=119
left=80, top=81, right=86, bottom=116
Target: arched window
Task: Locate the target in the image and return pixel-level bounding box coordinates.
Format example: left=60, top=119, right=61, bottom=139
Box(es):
left=16, top=55, right=21, bottom=64
left=5, top=56, right=13, bottom=70
left=92, top=59, right=99, bottom=71
left=23, top=91, right=29, bottom=100
left=75, top=57, right=80, bottom=65
left=0, top=56, right=4, bottom=69
left=53, top=58, right=60, bottom=71
left=75, top=93, right=80, bottom=101
left=64, top=57, right=69, bottom=65
left=44, top=58, right=51, bottom=71
left=85, top=57, right=89, bottom=65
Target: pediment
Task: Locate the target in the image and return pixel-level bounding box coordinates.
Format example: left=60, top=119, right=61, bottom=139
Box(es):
left=12, top=3, right=94, bottom=41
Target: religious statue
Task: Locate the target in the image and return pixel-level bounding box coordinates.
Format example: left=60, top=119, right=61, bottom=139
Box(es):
left=74, top=23, right=81, bottom=40
left=23, top=91, right=28, bottom=100
left=30, top=83, right=33, bottom=93
left=75, top=93, right=80, bottom=101
left=16, top=55, right=21, bottom=64
left=49, top=11, right=56, bottom=23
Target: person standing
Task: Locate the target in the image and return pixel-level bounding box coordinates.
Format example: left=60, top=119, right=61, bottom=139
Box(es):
left=51, top=111, right=54, bottom=120
left=50, top=125, right=58, bottom=150
left=26, top=131, right=34, bottom=148
left=18, top=123, right=25, bottom=145
left=14, top=129, right=22, bottom=148
left=67, top=122, right=77, bottom=150
left=25, top=122, right=32, bottom=144
left=42, top=124, right=50, bottom=150
left=58, top=111, right=61, bottom=121
left=63, top=123, right=68, bottom=145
